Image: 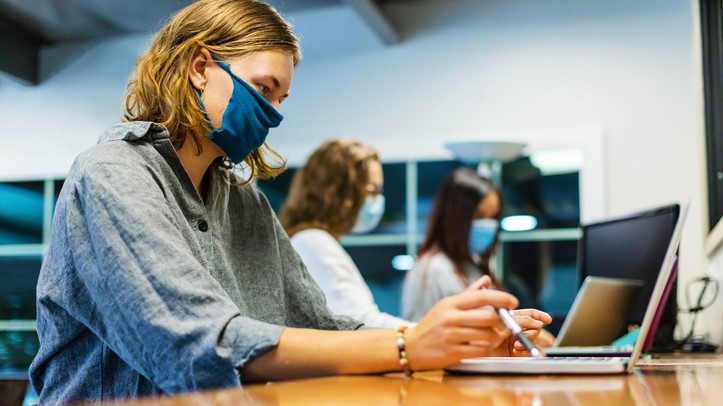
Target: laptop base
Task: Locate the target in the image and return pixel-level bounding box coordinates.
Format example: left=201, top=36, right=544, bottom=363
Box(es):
left=544, top=346, right=634, bottom=357
left=446, top=357, right=629, bottom=375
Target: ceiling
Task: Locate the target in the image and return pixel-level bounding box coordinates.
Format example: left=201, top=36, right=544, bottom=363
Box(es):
left=0, top=0, right=403, bottom=84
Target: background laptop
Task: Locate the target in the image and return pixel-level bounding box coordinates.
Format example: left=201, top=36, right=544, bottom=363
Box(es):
left=553, top=276, right=643, bottom=347
left=578, top=203, right=680, bottom=347
left=545, top=260, right=677, bottom=357
left=545, top=202, right=681, bottom=357
left=445, top=201, right=688, bottom=375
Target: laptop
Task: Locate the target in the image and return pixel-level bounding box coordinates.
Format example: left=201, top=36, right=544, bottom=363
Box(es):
left=553, top=276, right=643, bottom=347
left=546, top=203, right=682, bottom=357
left=642, top=255, right=678, bottom=352
left=545, top=260, right=677, bottom=358
left=577, top=203, right=681, bottom=328
left=446, top=201, right=688, bottom=374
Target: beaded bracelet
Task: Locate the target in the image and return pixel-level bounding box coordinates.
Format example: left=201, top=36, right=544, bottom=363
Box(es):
left=395, top=325, right=413, bottom=377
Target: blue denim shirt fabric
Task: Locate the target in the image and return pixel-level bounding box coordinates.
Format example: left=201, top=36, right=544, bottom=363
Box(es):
left=29, top=122, right=362, bottom=404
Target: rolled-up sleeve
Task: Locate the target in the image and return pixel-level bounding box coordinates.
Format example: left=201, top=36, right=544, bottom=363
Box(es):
left=64, top=160, right=283, bottom=392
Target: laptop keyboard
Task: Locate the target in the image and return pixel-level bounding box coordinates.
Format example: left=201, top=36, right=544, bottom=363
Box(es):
left=546, top=357, right=623, bottom=361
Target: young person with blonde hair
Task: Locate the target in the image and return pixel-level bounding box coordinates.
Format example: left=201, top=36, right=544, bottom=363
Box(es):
left=280, top=139, right=412, bottom=329
left=30, top=1, right=550, bottom=403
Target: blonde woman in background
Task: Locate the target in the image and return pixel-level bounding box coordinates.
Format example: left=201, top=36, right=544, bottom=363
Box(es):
left=280, top=139, right=413, bottom=329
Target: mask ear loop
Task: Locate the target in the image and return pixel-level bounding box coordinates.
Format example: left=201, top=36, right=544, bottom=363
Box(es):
left=194, top=87, right=213, bottom=131
left=195, top=89, right=205, bottom=107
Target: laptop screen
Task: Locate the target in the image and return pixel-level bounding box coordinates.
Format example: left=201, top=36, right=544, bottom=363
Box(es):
left=579, top=204, right=679, bottom=325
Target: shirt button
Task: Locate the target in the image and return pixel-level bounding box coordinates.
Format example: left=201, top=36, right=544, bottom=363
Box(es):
left=197, top=220, right=208, bottom=232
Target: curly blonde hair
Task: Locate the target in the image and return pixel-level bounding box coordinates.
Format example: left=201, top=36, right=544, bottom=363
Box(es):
left=123, top=0, right=301, bottom=181
left=280, top=139, right=380, bottom=237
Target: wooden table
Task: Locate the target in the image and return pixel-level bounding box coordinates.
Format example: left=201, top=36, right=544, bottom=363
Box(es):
left=100, top=354, right=722, bottom=406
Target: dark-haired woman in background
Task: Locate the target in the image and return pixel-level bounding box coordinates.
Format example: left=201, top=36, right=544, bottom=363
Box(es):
left=402, top=167, right=555, bottom=346
left=402, top=168, right=503, bottom=321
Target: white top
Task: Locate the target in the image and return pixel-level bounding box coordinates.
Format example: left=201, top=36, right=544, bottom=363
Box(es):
left=401, top=251, right=483, bottom=322
left=290, top=228, right=414, bottom=329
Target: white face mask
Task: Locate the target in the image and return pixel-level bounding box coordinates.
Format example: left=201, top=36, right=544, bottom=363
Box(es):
left=351, top=195, right=385, bottom=234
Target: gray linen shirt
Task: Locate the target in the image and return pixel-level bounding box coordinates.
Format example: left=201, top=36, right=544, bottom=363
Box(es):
left=29, top=122, right=362, bottom=403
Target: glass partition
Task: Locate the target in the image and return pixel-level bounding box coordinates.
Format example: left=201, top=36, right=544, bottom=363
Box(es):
left=371, top=162, right=407, bottom=235
left=416, top=160, right=466, bottom=236
left=0, top=181, right=45, bottom=245
left=0, top=256, right=42, bottom=371
left=345, top=244, right=407, bottom=317
left=501, top=239, right=579, bottom=335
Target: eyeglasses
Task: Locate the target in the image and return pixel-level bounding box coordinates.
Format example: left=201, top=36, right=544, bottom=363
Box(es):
left=366, top=184, right=384, bottom=196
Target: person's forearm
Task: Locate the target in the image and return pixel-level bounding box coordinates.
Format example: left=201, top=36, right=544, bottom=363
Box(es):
left=240, top=327, right=400, bottom=382
left=240, top=285, right=539, bottom=381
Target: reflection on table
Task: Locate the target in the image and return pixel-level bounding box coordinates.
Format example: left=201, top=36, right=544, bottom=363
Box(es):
left=93, top=354, right=723, bottom=406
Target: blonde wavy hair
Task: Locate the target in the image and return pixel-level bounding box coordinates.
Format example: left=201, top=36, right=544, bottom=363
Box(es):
left=280, top=139, right=380, bottom=237
left=124, top=0, right=301, bottom=181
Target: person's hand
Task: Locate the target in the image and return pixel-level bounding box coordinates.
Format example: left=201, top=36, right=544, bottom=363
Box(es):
left=505, top=308, right=553, bottom=356
left=403, top=275, right=519, bottom=371
left=536, top=328, right=557, bottom=348
left=465, top=276, right=553, bottom=357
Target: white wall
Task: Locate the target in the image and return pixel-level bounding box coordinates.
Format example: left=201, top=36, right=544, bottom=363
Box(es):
left=704, top=243, right=723, bottom=344
left=0, top=35, right=147, bottom=179
left=1, top=0, right=718, bottom=342
left=702, top=221, right=723, bottom=344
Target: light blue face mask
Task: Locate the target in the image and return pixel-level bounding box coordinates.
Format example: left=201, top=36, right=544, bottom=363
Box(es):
left=197, top=59, right=284, bottom=164
left=351, top=195, right=385, bottom=234
left=469, top=219, right=499, bottom=254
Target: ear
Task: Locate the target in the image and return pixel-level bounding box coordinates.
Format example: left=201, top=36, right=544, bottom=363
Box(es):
left=188, top=47, right=212, bottom=92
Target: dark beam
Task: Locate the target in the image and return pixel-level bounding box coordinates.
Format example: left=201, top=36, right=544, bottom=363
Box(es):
left=0, top=13, right=42, bottom=85
left=342, top=0, right=400, bottom=44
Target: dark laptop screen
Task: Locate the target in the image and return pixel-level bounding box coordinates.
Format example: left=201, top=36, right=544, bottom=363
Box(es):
left=580, top=204, right=679, bottom=325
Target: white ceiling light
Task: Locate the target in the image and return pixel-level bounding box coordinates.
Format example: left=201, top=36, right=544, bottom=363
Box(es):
left=391, top=255, right=415, bottom=271
left=529, top=149, right=584, bottom=175
left=501, top=215, right=538, bottom=232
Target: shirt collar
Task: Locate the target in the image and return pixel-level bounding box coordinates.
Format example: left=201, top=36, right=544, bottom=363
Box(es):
left=97, top=121, right=170, bottom=144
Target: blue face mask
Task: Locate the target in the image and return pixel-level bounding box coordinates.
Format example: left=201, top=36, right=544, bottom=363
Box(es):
left=469, top=219, right=499, bottom=254
left=351, top=195, right=385, bottom=234
left=197, top=59, right=284, bottom=164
